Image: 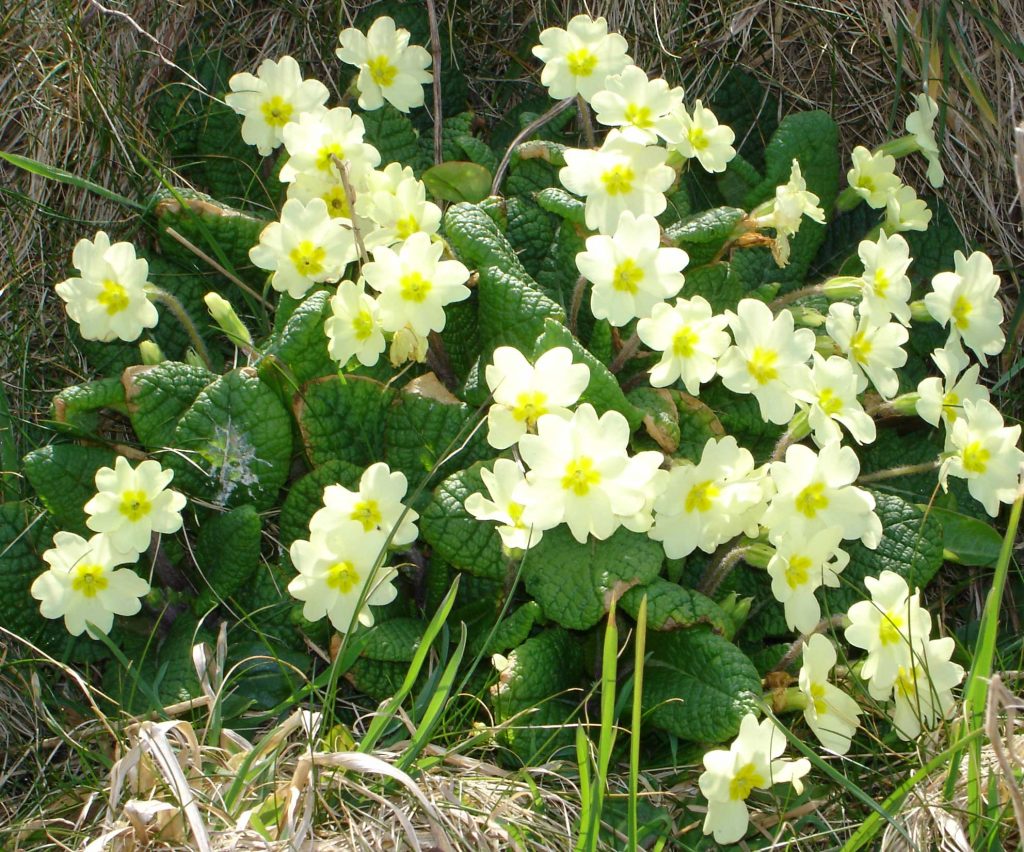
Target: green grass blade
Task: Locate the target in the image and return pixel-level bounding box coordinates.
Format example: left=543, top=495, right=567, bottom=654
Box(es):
left=575, top=724, right=592, bottom=852
left=628, top=594, right=647, bottom=852
left=0, top=150, right=145, bottom=211
left=0, top=384, right=21, bottom=501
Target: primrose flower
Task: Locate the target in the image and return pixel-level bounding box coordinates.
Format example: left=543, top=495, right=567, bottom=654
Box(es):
left=916, top=335, right=989, bottom=431
left=857, top=231, right=913, bottom=325
left=388, top=325, right=429, bottom=366
left=940, top=398, right=1024, bottom=517
left=637, top=296, right=731, bottom=392
left=325, top=281, right=386, bottom=367
left=884, top=184, right=932, bottom=233
left=55, top=231, right=158, bottom=343
left=484, top=345, right=590, bottom=450
left=925, top=250, right=1005, bottom=366
left=361, top=231, right=470, bottom=336
left=336, top=16, right=432, bottom=113
left=847, top=146, right=900, bottom=208
left=286, top=167, right=373, bottom=225
left=752, top=160, right=825, bottom=266
left=763, top=442, right=882, bottom=549
left=717, top=299, right=815, bottom=426
left=890, top=636, right=964, bottom=741
left=698, top=713, right=811, bottom=845
left=591, top=65, right=684, bottom=144
left=310, top=462, right=419, bottom=547
left=84, top=456, right=187, bottom=556
left=288, top=521, right=397, bottom=632
left=826, top=302, right=909, bottom=399
left=531, top=14, right=632, bottom=102
left=515, top=404, right=664, bottom=543
left=279, top=107, right=381, bottom=184
left=767, top=525, right=849, bottom=634
left=844, top=571, right=932, bottom=700
left=656, top=99, right=736, bottom=173
left=789, top=354, right=877, bottom=447
left=798, top=634, right=862, bottom=755
left=905, top=92, right=944, bottom=188
left=225, top=56, right=329, bottom=155
left=357, top=171, right=442, bottom=249
left=465, top=458, right=542, bottom=550
left=575, top=211, right=688, bottom=326
left=31, top=531, right=149, bottom=638
left=250, top=198, right=357, bottom=299
left=649, top=436, right=767, bottom=559
left=559, top=132, right=674, bottom=234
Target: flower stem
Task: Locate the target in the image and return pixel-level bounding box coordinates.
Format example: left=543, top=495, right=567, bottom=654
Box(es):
left=147, top=287, right=214, bottom=370
left=491, top=97, right=576, bottom=195
left=856, top=459, right=939, bottom=485
left=569, top=275, right=588, bottom=335
left=609, top=330, right=642, bottom=374
left=698, top=545, right=750, bottom=597
left=768, top=283, right=826, bottom=311
left=576, top=94, right=596, bottom=148
left=769, top=614, right=849, bottom=674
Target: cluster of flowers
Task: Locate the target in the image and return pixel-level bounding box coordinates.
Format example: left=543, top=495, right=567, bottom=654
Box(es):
left=29, top=458, right=185, bottom=637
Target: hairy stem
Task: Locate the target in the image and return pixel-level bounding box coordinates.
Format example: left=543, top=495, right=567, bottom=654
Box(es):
left=147, top=287, right=214, bottom=370
left=856, top=459, right=940, bottom=484
left=609, top=331, right=642, bottom=374
left=491, top=97, right=575, bottom=194
left=698, top=545, right=750, bottom=597
left=770, top=614, right=850, bottom=673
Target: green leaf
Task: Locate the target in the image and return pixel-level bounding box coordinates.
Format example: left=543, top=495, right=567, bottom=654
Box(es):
left=479, top=264, right=566, bottom=353
left=642, top=628, right=761, bottom=742
left=278, top=459, right=364, bottom=552
left=505, top=196, right=558, bottom=279
left=823, top=492, right=944, bottom=615
left=346, top=657, right=412, bottom=702
left=454, top=134, right=498, bottom=171
left=362, top=617, right=425, bottom=662
left=384, top=378, right=490, bottom=491
left=260, top=290, right=334, bottom=385
left=0, top=502, right=66, bottom=646
left=438, top=297, right=481, bottom=382
left=534, top=319, right=643, bottom=431
left=361, top=104, right=425, bottom=171
left=421, top=161, right=492, bottom=203
left=52, top=378, right=127, bottom=435
left=666, top=207, right=746, bottom=268
left=522, top=526, right=664, bottom=630
left=236, top=563, right=304, bottom=650
left=924, top=506, right=1001, bottom=567
left=419, top=462, right=507, bottom=581
left=23, top=444, right=117, bottom=535
left=709, top=68, right=779, bottom=172
left=170, top=370, right=292, bottom=509
left=224, top=640, right=309, bottom=710
left=142, top=614, right=215, bottom=709
left=536, top=187, right=587, bottom=226
left=685, top=261, right=753, bottom=314
left=0, top=384, right=20, bottom=501
left=619, top=579, right=729, bottom=634
left=193, top=505, right=262, bottom=612
left=480, top=601, right=543, bottom=655
left=505, top=155, right=558, bottom=196
left=491, top=628, right=583, bottom=762
left=294, top=375, right=394, bottom=468
left=443, top=202, right=525, bottom=274
left=903, top=199, right=969, bottom=289
left=123, top=362, right=215, bottom=449
left=628, top=387, right=680, bottom=454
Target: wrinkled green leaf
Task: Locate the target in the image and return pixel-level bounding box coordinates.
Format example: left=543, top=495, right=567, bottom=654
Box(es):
left=422, top=161, right=492, bottom=203
left=23, top=444, right=116, bottom=535
left=193, top=505, right=262, bottom=612
left=294, top=375, right=393, bottom=468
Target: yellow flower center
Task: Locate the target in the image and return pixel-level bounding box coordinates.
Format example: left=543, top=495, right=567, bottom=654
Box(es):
left=872, top=268, right=889, bottom=297
left=565, top=48, right=598, bottom=77
left=895, top=664, right=921, bottom=699
left=850, top=330, right=872, bottom=364
left=961, top=440, right=989, bottom=474
left=817, top=388, right=843, bottom=416
left=729, top=762, right=764, bottom=801
left=289, top=241, right=327, bottom=277
left=624, top=103, right=653, bottom=128
left=561, top=457, right=600, bottom=496
left=507, top=501, right=525, bottom=526
left=315, top=142, right=346, bottom=172
left=795, top=482, right=829, bottom=518
left=858, top=175, right=875, bottom=193
left=672, top=325, right=699, bottom=358
left=785, top=554, right=811, bottom=589
left=352, top=309, right=375, bottom=341
left=611, top=258, right=644, bottom=294
left=747, top=346, right=779, bottom=385
left=98, top=280, right=130, bottom=315
left=878, top=609, right=904, bottom=646
left=952, top=295, right=973, bottom=329
left=810, top=681, right=827, bottom=716
left=600, top=164, right=635, bottom=196
left=118, top=489, right=152, bottom=522
left=688, top=127, right=709, bottom=151
left=399, top=271, right=432, bottom=302
left=395, top=215, right=419, bottom=239
left=367, top=55, right=398, bottom=87
left=326, top=560, right=361, bottom=593
left=350, top=499, right=382, bottom=532
left=941, top=391, right=960, bottom=422
left=322, top=186, right=351, bottom=218
left=260, top=95, right=294, bottom=128
left=512, top=390, right=548, bottom=426
left=685, top=480, right=719, bottom=513
left=72, top=564, right=108, bottom=598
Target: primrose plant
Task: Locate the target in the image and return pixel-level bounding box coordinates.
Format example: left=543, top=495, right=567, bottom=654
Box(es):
left=8, top=7, right=1023, bottom=846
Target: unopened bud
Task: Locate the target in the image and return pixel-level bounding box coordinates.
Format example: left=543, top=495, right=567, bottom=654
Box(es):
left=139, top=340, right=165, bottom=365
left=204, top=292, right=252, bottom=347
left=389, top=326, right=428, bottom=366
left=184, top=347, right=205, bottom=369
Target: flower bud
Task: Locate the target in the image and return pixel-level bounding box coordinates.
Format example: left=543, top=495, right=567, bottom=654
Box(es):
left=204, top=292, right=252, bottom=347
left=139, top=340, right=166, bottom=365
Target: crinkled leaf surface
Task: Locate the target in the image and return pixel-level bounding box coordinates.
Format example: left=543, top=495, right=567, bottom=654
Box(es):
left=362, top=616, right=425, bottom=662
left=478, top=264, right=565, bottom=353
left=261, top=290, right=334, bottom=386
left=193, top=504, right=262, bottom=612
left=0, top=502, right=66, bottom=646
left=123, top=362, right=215, bottom=449
left=620, top=579, right=729, bottom=634
left=23, top=444, right=117, bottom=535
left=294, top=375, right=393, bottom=468
left=667, top=207, right=746, bottom=268
left=278, top=459, right=364, bottom=551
